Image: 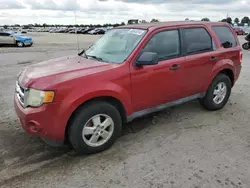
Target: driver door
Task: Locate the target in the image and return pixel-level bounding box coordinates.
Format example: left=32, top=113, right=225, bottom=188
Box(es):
left=130, top=28, right=186, bottom=112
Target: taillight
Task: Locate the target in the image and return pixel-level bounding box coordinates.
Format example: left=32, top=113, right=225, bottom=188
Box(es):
left=239, top=50, right=243, bottom=63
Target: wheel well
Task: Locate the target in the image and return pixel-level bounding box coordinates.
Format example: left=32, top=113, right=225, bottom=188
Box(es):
left=219, top=69, right=234, bottom=86
left=64, top=96, right=127, bottom=144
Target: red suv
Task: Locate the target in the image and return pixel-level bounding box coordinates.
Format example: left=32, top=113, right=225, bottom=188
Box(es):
left=234, top=27, right=245, bottom=35
left=14, top=21, right=242, bottom=154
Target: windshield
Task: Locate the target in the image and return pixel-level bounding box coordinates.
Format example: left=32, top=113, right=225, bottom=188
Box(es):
left=85, top=28, right=147, bottom=64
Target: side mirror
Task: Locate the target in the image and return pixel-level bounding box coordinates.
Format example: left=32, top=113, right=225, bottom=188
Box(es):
left=135, top=52, right=158, bottom=66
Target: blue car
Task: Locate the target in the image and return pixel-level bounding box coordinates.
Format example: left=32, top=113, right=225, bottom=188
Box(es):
left=0, top=31, right=33, bottom=47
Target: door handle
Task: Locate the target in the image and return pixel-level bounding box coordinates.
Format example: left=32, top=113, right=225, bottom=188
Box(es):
left=210, top=56, right=217, bottom=61
left=169, top=64, right=181, bottom=71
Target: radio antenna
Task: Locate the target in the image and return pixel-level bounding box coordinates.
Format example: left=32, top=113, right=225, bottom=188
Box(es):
left=74, top=11, right=80, bottom=54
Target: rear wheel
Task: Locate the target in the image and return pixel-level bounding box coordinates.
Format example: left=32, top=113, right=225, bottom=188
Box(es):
left=199, top=74, right=231, bottom=111
left=16, top=41, right=24, bottom=47
left=69, top=101, right=122, bottom=154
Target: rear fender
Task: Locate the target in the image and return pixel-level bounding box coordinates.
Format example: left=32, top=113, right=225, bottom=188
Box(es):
left=203, top=59, right=235, bottom=91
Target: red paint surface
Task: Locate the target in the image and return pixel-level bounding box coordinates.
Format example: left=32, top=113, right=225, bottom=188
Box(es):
left=14, top=21, right=242, bottom=141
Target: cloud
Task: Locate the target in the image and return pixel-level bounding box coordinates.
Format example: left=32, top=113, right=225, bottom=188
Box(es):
left=23, top=0, right=81, bottom=11
left=0, top=0, right=249, bottom=25
left=111, top=0, right=234, bottom=4
left=0, top=0, right=25, bottom=9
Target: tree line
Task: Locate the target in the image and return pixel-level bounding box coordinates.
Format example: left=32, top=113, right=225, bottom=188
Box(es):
left=201, top=16, right=250, bottom=25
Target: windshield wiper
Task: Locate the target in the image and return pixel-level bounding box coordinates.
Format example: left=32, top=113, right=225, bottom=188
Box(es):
left=78, top=50, right=88, bottom=59
left=78, top=49, right=104, bottom=62
left=87, top=55, right=104, bottom=62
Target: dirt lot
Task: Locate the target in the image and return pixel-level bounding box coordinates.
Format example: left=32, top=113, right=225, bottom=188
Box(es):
left=0, top=33, right=250, bottom=188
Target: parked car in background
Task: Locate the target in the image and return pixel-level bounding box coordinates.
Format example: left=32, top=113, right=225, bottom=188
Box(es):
left=243, top=27, right=250, bottom=35
left=0, top=31, right=33, bottom=47
left=14, top=21, right=242, bottom=154
left=88, top=28, right=106, bottom=35
left=76, top=28, right=89, bottom=34
left=88, top=28, right=100, bottom=34
left=81, top=28, right=94, bottom=34
left=234, top=27, right=245, bottom=35
left=92, top=29, right=106, bottom=35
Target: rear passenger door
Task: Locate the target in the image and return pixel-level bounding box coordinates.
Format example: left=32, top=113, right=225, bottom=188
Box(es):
left=181, top=27, right=217, bottom=96
left=0, top=33, right=7, bottom=44
left=212, top=26, right=240, bottom=67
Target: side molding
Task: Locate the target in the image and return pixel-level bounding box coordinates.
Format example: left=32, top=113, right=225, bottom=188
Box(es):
left=127, top=93, right=205, bottom=122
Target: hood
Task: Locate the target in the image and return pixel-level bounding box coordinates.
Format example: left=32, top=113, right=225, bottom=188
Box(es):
left=19, top=55, right=119, bottom=88
left=14, top=34, right=32, bottom=40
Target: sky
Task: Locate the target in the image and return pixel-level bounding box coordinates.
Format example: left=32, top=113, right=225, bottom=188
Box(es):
left=0, top=0, right=249, bottom=25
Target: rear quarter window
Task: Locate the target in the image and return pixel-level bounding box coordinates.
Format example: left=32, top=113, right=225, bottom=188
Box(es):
left=212, top=26, right=237, bottom=48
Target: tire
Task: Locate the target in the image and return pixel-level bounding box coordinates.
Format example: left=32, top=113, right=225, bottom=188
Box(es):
left=69, top=101, right=122, bottom=154
left=16, top=41, right=24, bottom=47
left=242, top=43, right=250, bottom=50
left=199, top=74, right=232, bottom=111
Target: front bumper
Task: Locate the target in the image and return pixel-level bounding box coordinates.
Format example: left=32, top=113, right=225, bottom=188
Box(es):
left=24, top=41, right=33, bottom=46
left=14, top=95, right=66, bottom=141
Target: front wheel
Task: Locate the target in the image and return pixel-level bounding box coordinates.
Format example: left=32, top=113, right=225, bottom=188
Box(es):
left=69, top=101, right=122, bottom=154
left=199, top=74, right=232, bottom=111
left=242, top=42, right=250, bottom=50
left=16, top=41, right=24, bottom=47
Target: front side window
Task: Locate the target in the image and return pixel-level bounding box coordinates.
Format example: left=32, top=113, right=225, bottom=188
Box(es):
left=142, top=30, right=180, bottom=60
left=184, top=28, right=212, bottom=54
left=85, top=28, right=146, bottom=64
left=212, top=26, right=237, bottom=48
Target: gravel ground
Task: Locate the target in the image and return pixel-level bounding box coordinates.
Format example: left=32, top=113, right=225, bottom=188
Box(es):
left=0, top=33, right=250, bottom=188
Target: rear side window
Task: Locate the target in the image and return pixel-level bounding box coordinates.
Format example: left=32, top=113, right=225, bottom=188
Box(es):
left=142, top=30, right=180, bottom=60
left=212, top=26, right=237, bottom=48
left=184, top=28, right=212, bottom=54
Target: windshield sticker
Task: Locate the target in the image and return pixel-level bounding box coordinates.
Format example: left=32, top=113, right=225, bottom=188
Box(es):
left=128, top=29, right=144, bottom=35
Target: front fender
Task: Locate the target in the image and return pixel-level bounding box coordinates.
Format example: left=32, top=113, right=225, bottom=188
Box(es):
left=15, top=36, right=25, bottom=42
left=203, top=59, right=235, bottom=91
left=56, top=81, right=132, bottom=131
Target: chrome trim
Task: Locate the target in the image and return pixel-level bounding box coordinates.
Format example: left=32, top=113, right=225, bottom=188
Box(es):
left=15, top=81, right=27, bottom=107
left=127, top=93, right=205, bottom=122
left=16, top=81, right=24, bottom=98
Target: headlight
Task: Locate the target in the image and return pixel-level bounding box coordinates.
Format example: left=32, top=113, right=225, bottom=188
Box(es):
left=26, top=88, right=54, bottom=107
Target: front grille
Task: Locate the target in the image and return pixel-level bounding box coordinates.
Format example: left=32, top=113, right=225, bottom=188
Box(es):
left=16, top=81, right=26, bottom=106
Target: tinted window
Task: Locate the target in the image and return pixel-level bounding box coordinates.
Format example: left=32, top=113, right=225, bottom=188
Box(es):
left=184, top=28, right=212, bottom=54
left=212, top=26, right=237, bottom=48
left=0, top=33, right=10, bottom=36
left=142, top=30, right=180, bottom=60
